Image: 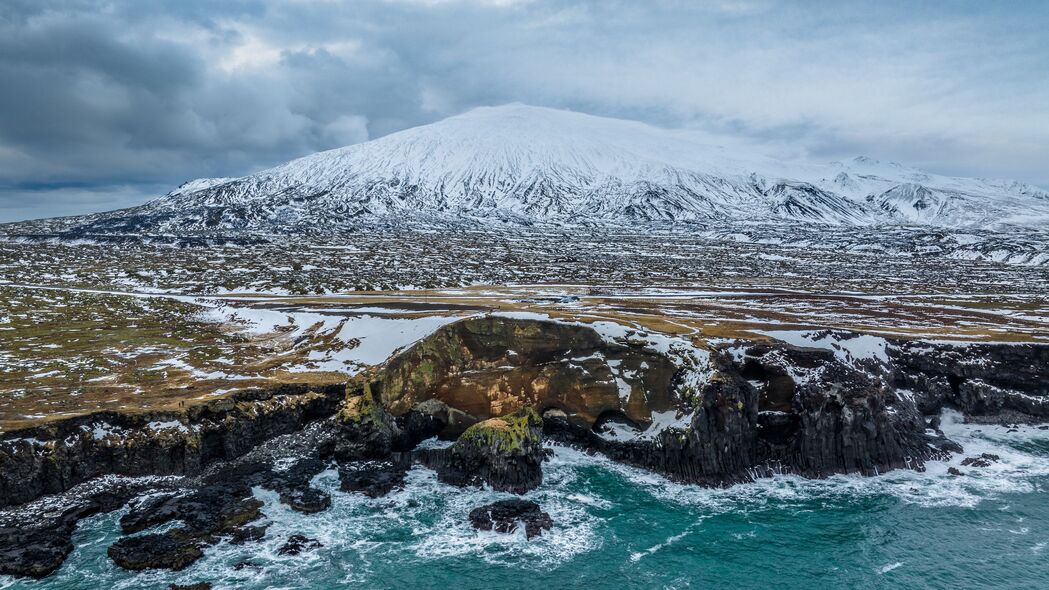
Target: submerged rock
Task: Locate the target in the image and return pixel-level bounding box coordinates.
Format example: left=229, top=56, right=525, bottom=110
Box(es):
left=338, top=457, right=411, bottom=498
left=960, top=453, right=1001, bottom=468
left=419, top=407, right=545, bottom=494
left=469, top=499, right=553, bottom=539
left=108, top=534, right=203, bottom=571
left=277, top=534, right=323, bottom=556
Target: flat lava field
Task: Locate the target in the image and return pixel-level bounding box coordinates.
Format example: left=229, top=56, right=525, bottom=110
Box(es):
left=2, top=226, right=1048, bottom=431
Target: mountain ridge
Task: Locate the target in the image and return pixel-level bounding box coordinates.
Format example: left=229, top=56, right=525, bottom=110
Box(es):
left=6, top=104, right=1049, bottom=234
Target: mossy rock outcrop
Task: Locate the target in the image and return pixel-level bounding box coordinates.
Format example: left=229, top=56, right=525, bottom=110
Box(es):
left=418, top=407, right=545, bottom=494
left=333, top=383, right=404, bottom=460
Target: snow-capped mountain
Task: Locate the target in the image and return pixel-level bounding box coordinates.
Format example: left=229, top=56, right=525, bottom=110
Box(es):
left=12, top=104, right=1049, bottom=233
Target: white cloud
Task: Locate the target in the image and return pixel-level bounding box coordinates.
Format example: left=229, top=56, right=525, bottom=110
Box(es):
left=1, top=0, right=1047, bottom=222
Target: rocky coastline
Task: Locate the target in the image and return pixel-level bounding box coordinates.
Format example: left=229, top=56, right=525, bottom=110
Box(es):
left=2, top=316, right=1047, bottom=579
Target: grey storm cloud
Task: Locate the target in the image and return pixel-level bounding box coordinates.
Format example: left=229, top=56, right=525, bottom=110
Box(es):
left=1, top=0, right=1047, bottom=222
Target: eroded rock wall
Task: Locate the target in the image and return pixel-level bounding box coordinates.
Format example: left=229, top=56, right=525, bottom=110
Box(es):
left=371, top=316, right=679, bottom=431
left=0, top=383, right=345, bottom=508
left=888, top=341, right=1049, bottom=421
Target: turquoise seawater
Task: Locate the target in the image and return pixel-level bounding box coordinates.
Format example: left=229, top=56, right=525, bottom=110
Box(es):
left=4, top=413, right=1048, bottom=590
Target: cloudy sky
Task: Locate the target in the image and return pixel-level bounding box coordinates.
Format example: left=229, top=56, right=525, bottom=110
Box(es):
left=1, top=0, right=1046, bottom=222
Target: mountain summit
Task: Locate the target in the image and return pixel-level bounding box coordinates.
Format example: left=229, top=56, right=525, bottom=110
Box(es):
left=17, top=104, right=1049, bottom=233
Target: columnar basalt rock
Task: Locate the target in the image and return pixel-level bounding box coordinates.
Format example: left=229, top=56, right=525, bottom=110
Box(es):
left=888, top=341, right=1049, bottom=423
left=546, top=343, right=948, bottom=485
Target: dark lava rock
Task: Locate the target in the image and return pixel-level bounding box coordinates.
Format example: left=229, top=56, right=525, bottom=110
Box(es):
left=280, top=487, right=332, bottom=513
left=208, top=458, right=332, bottom=515
left=171, top=584, right=212, bottom=590
left=0, top=382, right=346, bottom=510
left=338, top=457, right=410, bottom=498
left=109, top=482, right=264, bottom=571
left=887, top=341, right=1049, bottom=421
left=0, top=387, right=343, bottom=579
left=0, top=480, right=155, bottom=578
left=925, top=430, right=964, bottom=456
left=277, top=534, right=323, bottom=556
left=0, top=505, right=91, bottom=578
left=119, top=483, right=262, bottom=536
left=0, top=519, right=79, bottom=578
left=545, top=345, right=948, bottom=486
left=418, top=407, right=545, bottom=494
left=960, top=453, right=1001, bottom=468
left=469, top=499, right=553, bottom=539
left=948, top=467, right=963, bottom=476
left=108, top=533, right=203, bottom=571
left=334, top=386, right=406, bottom=460
left=227, top=525, right=268, bottom=545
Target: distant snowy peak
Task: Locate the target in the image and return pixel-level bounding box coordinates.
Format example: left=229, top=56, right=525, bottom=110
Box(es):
left=50, top=104, right=1049, bottom=232
left=167, top=177, right=238, bottom=197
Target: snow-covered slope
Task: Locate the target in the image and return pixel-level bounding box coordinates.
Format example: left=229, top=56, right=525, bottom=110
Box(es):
left=17, top=104, right=1049, bottom=233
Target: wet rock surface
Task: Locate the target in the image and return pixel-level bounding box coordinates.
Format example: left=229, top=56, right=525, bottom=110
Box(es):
left=889, top=341, right=1049, bottom=422
left=546, top=343, right=952, bottom=486
left=277, top=534, right=323, bottom=556
left=469, top=499, right=553, bottom=539
left=0, top=416, right=338, bottom=579
left=108, top=480, right=265, bottom=571
left=961, top=453, right=1001, bottom=468
left=338, top=457, right=411, bottom=498
left=108, top=534, right=205, bottom=571
left=0, top=477, right=179, bottom=578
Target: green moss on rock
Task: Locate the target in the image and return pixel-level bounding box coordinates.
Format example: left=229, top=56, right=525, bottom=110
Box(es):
left=337, top=383, right=385, bottom=425
left=456, top=406, right=542, bottom=455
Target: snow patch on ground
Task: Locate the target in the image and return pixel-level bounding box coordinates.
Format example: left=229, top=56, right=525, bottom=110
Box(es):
left=756, top=329, right=890, bottom=366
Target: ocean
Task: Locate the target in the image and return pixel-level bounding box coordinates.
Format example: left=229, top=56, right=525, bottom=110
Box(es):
left=6, top=412, right=1048, bottom=590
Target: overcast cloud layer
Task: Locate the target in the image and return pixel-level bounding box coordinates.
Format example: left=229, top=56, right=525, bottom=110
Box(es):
left=0, top=0, right=1046, bottom=222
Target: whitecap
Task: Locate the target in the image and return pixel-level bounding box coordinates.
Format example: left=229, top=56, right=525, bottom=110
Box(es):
left=878, top=562, right=903, bottom=574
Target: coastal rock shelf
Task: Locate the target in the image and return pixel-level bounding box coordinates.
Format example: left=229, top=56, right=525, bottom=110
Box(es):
left=1, top=316, right=1047, bottom=579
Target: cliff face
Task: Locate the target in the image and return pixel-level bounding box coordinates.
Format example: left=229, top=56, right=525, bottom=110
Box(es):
left=4, top=317, right=1046, bottom=510
left=0, top=383, right=345, bottom=508
left=371, top=316, right=679, bottom=431
left=544, top=343, right=944, bottom=486
left=888, top=341, right=1049, bottom=422
left=354, top=319, right=1049, bottom=486
left=351, top=318, right=981, bottom=485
